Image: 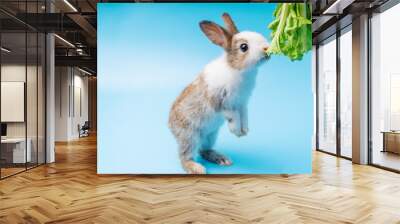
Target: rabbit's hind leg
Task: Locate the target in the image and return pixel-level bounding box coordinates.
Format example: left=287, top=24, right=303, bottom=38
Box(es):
left=200, top=149, right=232, bottom=166
left=182, top=160, right=206, bottom=174
left=200, top=131, right=232, bottom=166
left=179, top=138, right=206, bottom=174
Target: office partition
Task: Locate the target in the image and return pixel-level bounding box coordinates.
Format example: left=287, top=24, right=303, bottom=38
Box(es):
left=0, top=0, right=47, bottom=179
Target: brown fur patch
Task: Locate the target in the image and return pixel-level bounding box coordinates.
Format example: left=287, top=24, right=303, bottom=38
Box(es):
left=171, top=80, right=198, bottom=112
left=205, top=87, right=223, bottom=112
left=227, top=38, right=248, bottom=70
left=200, top=21, right=232, bottom=49
left=169, top=76, right=208, bottom=131
left=170, top=75, right=222, bottom=119
left=169, top=81, right=197, bottom=131
left=168, top=74, right=224, bottom=140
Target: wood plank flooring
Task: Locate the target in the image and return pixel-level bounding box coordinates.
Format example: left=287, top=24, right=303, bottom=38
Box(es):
left=1, top=135, right=400, bottom=224
left=0, top=167, right=26, bottom=178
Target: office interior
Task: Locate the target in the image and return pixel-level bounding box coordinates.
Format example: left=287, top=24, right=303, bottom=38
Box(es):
left=0, top=0, right=400, bottom=222
left=314, top=0, right=400, bottom=172
left=0, top=0, right=97, bottom=179
left=0, top=0, right=399, bottom=177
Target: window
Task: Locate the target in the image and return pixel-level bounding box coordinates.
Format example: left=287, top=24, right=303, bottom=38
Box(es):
left=371, top=3, right=400, bottom=171
left=339, top=27, right=352, bottom=158
left=317, top=35, right=337, bottom=154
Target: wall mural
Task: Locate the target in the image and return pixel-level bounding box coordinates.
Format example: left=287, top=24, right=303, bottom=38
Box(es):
left=98, top=3, right=313, bottom=174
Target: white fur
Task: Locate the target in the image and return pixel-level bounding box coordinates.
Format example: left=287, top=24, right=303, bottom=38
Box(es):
left=234, top=31, right=269, bottom=68
left=203, top=53, right=240, bottom=93
left=203, top=31, right=269, bottom=107
left=200, top=31, right=269, bottom=139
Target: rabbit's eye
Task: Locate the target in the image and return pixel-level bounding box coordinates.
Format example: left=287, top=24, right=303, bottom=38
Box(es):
left=240, top=43, right=248, bottom=52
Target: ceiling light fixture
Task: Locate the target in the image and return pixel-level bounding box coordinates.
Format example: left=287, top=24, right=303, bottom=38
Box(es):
left=54, top=34, right=75, bottom=48
left=63, top=0, right=78, bottom=12
left=1, top=47, right=11, bottom=53
left=323, top=0, right=355, bottom=15
left=78, top=67, right=93, bottom=76
left=76, top=48, right=85, bottom=55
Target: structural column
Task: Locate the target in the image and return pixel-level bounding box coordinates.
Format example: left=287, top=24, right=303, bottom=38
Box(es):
left=46, top=1, right=55, bottom=163
left=352, top=14, right=369, bottom=164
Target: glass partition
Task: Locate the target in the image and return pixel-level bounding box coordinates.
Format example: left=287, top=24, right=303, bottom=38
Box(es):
left=0, top=1, right=46, bottom=179
left=1, top=31, right=28, bottom=177
left=371, top=4, right=400, bottom=171
left=27, top=31, right=38, bottom=169
left=317, top=35, right=337, bottom=154
left=339, top=27, right=352, bottom=158
left=38, top=32, right=45, bottom=165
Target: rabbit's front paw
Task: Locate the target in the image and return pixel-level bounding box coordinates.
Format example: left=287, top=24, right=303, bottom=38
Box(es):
left=233, top=128, right=243, bottom=137
left=228, top=121, right=243, bottom=137
left=241, top=127, right=249, bottom=136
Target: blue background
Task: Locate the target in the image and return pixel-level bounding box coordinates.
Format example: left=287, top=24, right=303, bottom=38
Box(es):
left=98, top=3, right=313, bottom=174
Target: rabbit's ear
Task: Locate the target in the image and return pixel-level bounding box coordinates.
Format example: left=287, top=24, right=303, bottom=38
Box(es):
left=199, top=21, right=232, bottom=49
left=222, top=13, right=238, bottom=34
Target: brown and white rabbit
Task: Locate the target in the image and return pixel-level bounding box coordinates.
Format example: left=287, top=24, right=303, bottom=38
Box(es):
left=169, top=13, right=269, bottom=174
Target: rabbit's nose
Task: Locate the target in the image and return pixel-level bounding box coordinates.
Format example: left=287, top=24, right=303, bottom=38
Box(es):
left=263, top=47, right=269, bottom=52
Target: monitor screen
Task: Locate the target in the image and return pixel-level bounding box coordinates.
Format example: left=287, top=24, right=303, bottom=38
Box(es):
left=1, top=123, right=7, bottom=137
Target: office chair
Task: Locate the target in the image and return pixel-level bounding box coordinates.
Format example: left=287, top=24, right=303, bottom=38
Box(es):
left=79, top=121, right=90, bottom=138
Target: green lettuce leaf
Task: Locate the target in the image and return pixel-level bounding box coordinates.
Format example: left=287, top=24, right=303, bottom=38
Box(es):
left=266, top=3, right=312, bottom=61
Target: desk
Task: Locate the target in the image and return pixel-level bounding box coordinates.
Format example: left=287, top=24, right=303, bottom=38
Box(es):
left=382, top=131, right=400, bottom=155
left=1, top=138, right=31, bottom=163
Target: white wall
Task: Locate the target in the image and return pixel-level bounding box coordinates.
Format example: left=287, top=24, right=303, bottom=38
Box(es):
left=1, top=65, right=26, bottom=135
left=1, top=65, right=41, bottom=138
left=55, top=67, right=89, bottom=141
left=55, top=66, right=70, bottom=141
left=72, top=73, right=89, bottom=138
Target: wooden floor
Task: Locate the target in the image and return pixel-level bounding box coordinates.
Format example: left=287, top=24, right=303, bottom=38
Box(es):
left=373, top=151, right=400, bottom=171
left=1, top=135, right=400, bottom=224
left=1, top=167, right=26, bottom=178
